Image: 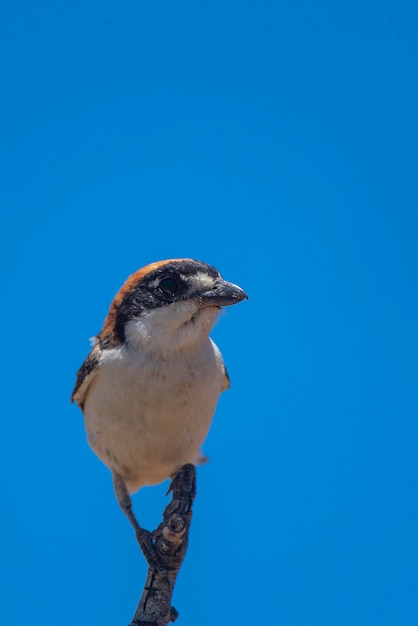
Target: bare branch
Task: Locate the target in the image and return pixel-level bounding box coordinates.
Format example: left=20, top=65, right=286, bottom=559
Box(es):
left=128, top=464, right=196, bottom=626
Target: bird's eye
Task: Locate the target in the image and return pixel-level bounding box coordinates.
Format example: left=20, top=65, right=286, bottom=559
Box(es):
left=159, top=276, right=180, bottom=295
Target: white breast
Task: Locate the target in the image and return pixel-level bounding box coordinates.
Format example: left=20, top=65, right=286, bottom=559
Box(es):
left=82, top=337, right=226, bottom=492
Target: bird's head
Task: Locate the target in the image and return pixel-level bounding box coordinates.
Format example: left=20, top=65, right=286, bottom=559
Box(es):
left=98, top=259, right=247, bottom=354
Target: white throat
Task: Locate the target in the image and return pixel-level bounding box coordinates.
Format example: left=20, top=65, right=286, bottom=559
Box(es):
left=124, top=301, right=220, bottom=355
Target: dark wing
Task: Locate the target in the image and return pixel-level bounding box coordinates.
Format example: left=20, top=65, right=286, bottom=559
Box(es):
left=221, top=364, right=231, bottom=391
left=211, top=339, right=230, bottom=392
left=71, top=343, right=102, bottom=410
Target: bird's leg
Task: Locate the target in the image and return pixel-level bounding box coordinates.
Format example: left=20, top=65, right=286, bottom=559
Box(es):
left=112, top=473, right=167, bottom=576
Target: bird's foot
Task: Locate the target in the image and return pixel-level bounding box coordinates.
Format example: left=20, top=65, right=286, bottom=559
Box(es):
left=135, top=526, right=167, bottom=577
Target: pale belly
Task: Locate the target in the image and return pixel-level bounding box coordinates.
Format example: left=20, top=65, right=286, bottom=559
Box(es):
left=83, top=341, right=225, bottom=492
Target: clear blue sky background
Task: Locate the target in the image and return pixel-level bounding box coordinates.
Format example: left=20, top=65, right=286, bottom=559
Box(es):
left=1, top=1, right=417, bottom=625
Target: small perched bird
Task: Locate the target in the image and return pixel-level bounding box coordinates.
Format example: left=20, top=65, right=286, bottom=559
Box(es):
left=72, top=258, right=247, bottom=568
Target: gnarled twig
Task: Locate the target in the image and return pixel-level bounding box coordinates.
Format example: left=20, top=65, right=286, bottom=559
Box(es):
left=128, top=464, right=196, bottom=626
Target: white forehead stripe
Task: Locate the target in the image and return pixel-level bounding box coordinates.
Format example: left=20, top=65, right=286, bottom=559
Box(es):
left=146, top=271, right=216, bottom=291
left=186, top=272, right=216, bottom=290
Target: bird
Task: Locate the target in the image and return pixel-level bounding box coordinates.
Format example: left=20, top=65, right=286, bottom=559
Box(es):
left=71, top=258, right=247, bottom=569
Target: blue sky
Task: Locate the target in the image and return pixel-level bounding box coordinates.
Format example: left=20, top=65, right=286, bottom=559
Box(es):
left=1, top=1, right=418, bottom=624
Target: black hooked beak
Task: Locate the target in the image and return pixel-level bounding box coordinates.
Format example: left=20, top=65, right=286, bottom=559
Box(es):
left=199, top=279, right=248, bottom=307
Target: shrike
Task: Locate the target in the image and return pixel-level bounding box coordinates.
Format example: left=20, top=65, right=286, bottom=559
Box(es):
left=72, top=258, right=247, bottom=568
